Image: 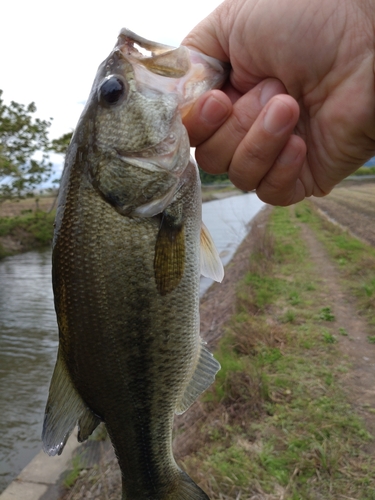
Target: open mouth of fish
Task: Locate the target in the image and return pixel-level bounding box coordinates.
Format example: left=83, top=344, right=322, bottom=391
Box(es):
left=116, top=28, right=226, bottom=112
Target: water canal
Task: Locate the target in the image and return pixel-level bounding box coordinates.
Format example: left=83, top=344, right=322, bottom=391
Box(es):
left=0, top=193, right=264, bottom=492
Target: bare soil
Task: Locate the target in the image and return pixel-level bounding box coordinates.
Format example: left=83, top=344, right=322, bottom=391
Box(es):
left=299, top=220, right=375, bottom=454
left=312, top=180, right=375, bottom=246
left=309, top=181, right=375, bottom=454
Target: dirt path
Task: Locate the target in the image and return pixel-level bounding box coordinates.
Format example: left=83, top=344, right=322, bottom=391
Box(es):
left=298, top=219, right=375, bottom=453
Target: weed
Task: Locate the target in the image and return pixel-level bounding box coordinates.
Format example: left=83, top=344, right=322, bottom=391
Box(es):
left=289, top=291, right=301, bottom=305
left=322, top=330, right=337, bottom=344
left=319, top=307, right=335, bottom=322
left=63, top=456, right=84, bottom=488
left=283, top=309, right=296, bottom=323
left=339, top=327, right=348, bottom=336
left=363, top=279, right=375, bottom=297
left=303, top=201, right=375, bottom=328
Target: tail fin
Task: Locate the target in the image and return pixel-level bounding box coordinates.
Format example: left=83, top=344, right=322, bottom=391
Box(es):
left=169, top=470, right=210, bottom=500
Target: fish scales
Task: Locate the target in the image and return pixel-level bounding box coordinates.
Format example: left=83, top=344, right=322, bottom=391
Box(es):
left=43, top=29, right=227, bottom=499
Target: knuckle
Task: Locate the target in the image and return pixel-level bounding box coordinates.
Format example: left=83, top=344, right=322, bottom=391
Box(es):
left=229, top=107, right=256, bottom=139
left=257, top=176, right=295, bottom=206
left=239, top=136, right=272, bottom=165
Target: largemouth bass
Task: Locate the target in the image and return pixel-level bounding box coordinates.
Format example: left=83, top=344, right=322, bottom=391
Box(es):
left=42, top=29, right=226, bottom=499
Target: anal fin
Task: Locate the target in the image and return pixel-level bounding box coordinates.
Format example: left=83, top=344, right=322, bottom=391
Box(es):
left=175, top=343, right=220, bottom=415
left=42, top=348, right=100, bottom=456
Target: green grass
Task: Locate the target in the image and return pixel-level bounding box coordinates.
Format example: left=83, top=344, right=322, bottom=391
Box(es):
left=179, top=205, right=375, bottom=500
left=319, top=307, right=335, bottom=321
left=63, top=456, right=84, bottom=488
left=351, top=166, right=375, bottom=176
left=0, top=211, right=54, bottom=257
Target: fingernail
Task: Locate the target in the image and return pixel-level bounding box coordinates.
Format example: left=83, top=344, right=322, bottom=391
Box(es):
left=263, top=99, right=293, bottom=134
left=201, top=95, right=230, bottom=125
left=260, top=80, right=283, bottom=106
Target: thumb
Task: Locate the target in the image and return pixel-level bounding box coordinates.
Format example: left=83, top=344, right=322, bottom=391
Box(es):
left=182, top=9, right=230, bottom=62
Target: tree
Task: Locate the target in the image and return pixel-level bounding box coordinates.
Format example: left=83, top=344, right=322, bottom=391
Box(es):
left=0, top=89, right=52, bottom=202
left=50, top=131, right=73, bottom=155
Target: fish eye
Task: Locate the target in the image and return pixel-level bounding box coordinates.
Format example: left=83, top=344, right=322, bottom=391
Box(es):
left=99, top=76, right=126, bottom=106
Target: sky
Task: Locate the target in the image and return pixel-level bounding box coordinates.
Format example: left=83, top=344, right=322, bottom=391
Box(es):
left=1, top=0, right=223, bottom=172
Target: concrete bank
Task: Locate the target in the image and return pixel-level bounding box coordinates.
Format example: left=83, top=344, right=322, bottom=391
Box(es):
left=0, top=437, right=79, bottom=500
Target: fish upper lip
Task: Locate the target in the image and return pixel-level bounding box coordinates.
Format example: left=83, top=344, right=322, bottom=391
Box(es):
left=115, top=28, right=191, bottom=79
left=117, top=28, right=176, bottom=57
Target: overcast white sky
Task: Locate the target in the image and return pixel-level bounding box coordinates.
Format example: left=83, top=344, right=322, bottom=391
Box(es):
left=1, top=0, right=223, bottom=144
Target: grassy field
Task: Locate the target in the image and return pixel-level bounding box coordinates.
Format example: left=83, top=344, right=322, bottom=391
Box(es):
left=176, top=202, right=375, bottom=500
left=0, top=194, right=57, bottom=217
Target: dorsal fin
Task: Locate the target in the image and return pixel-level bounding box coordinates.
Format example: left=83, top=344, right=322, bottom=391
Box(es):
left=200, top=222, right=224, bottom=282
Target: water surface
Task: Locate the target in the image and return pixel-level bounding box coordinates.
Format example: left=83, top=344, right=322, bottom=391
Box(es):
left=201, top=193, right=264, bottom=294
left=0, top=250, right=57, bottom=492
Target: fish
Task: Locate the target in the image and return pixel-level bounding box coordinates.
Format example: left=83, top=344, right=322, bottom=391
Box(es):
left=42, top=29, right=227, bottom=500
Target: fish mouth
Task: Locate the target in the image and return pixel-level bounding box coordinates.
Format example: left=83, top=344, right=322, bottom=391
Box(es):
left=115, top=28, right=228, bottom=116
left=116, top=28, right=191, bottom=78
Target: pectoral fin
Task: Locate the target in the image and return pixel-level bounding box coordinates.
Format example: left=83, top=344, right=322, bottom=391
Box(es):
left=42, top=348, right=100, bottom=456
left=200, top=222, right=224, bottom=282
left=154, top=212, right=185, bottom=296
left=175, top=342, right=220, bottom=415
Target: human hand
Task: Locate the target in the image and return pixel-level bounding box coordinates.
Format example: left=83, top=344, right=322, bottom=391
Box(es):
left=182, top=0, right=375, bottom=205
